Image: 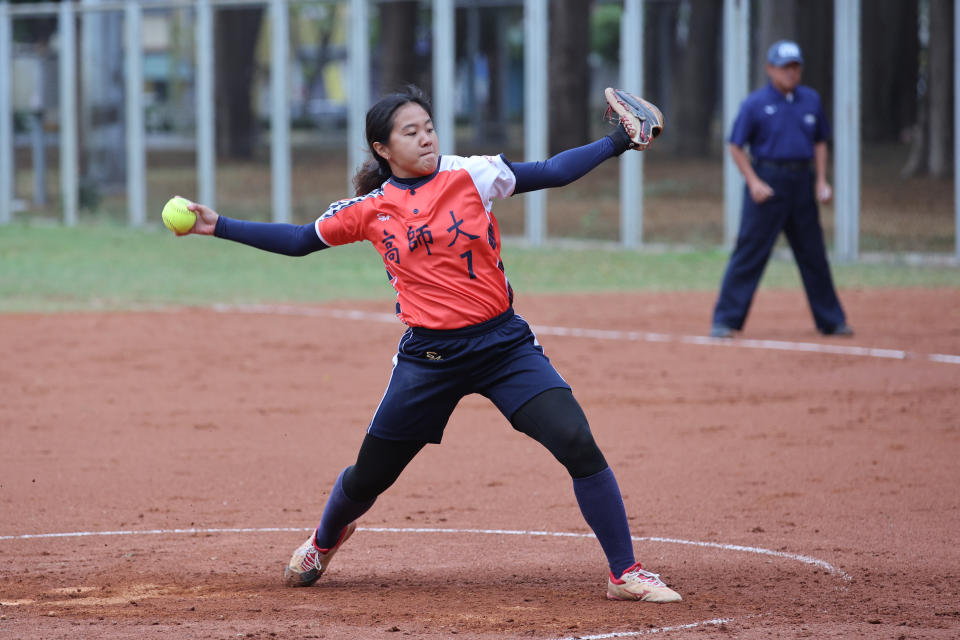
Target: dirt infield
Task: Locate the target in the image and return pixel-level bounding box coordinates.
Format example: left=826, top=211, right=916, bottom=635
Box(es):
left=2, top=289, right=959, bottom=639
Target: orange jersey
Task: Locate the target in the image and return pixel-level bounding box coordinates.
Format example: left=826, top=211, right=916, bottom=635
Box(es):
left=314, top=155, right=516, bottom=329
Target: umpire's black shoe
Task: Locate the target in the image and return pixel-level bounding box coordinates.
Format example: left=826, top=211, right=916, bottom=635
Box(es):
left=710, top=325, right=734, bottom=338
left=820, top=323, right=854, bottom=337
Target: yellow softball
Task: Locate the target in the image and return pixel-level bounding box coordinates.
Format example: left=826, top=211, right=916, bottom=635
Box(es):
left=161, top=196, right=196, bottom=234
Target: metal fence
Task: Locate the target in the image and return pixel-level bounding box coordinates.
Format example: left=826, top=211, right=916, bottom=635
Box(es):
left=1, top=0, right=957, bottom=260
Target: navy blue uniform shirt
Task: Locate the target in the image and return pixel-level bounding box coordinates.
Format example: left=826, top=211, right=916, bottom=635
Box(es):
left=729, top=82, right=830, bottom=162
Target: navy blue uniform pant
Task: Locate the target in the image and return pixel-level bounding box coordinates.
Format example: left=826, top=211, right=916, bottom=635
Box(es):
left=368, top=308, right=571, bottom=444
left=712, top=163, right=846, bottom=333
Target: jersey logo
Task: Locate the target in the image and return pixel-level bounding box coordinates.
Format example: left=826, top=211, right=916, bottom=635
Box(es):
left=804, top=113, right=817, bottom=126
left=377, top=214, right=391, bottom=222
left=764, top=105, right=777, bottom=115
left=425, top=351, right=442, bottom=360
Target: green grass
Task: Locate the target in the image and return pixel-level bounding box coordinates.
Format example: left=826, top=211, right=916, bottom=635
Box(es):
left=1, top=223, right=957, bottom=313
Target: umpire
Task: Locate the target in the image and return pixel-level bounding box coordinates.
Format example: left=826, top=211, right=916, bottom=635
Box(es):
left=710, top=40, right=852, bottom=338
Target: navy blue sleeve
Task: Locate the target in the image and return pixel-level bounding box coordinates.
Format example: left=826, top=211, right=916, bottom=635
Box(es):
left=505, top=128, right=633, bottom=195
left=214, top=216, right=328, bottom=256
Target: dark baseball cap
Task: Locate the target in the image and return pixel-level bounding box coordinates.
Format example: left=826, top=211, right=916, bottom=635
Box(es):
left=767, top=40, right=804, bottom=66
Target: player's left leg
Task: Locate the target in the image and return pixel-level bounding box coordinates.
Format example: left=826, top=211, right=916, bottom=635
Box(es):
left=509, top=388, right=681, bottom=603
left=471, top=314, right=680, bottom=601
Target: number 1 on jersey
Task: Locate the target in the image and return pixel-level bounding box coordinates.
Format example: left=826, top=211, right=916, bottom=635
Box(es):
left=460, top=250, right=477, bottom=279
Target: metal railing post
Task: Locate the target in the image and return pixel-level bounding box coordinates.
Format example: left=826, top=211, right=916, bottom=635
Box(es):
left=722, top=0, right=750, bottom=249
left=270, top=0, right=291, bottom=222
left=59, top=0, right=79, bottom=226
left=523, top=0, right=547, bottom=246
left=432, top=0, right=454, bottom=156
left=833, top=0, right=860, bottom=263
left=0, top=0, right=12, bottom=225
left=125, top=0, right=146, bottom=226
left=619, top=0, right=644, bottom=248
left=196, top=0, right=215, bottom=210
left=347, top=0, right=369, bottom=190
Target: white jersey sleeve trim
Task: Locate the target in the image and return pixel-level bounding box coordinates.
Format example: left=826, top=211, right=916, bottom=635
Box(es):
left=313, top=218, right=331, bottom=246
left=439, top=154, right=516, bottom=212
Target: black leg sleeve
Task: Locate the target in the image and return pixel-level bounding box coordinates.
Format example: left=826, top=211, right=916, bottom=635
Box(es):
left=341, top=433, right=428, bottom=503
left=510, top=388, right=608, bottom=478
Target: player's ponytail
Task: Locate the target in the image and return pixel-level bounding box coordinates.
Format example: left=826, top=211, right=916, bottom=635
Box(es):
left=353, top=85, right=434, bottom=197
left=352, top=158, right=391, bottom=197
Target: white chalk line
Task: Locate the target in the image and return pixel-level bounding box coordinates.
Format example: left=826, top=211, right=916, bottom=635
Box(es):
left=546, top=617, right=737, bottom=640
left=0, top=525, right=849, bottom=580
left=1, top=526, right=840, bottom=638
left=209, top=303, right=960, bottom=365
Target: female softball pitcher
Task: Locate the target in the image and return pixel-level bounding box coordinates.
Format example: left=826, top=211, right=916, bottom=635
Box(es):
left=176, top=86, right=680, bottom=603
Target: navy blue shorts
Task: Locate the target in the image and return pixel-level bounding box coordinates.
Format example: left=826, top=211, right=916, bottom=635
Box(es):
left=367, top=308, right=570, bottom=443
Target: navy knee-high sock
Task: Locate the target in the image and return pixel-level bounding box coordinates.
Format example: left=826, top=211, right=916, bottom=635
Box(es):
left=572, top=466, right=636, bottom=576
left=314, top=468, right=376, bottom=549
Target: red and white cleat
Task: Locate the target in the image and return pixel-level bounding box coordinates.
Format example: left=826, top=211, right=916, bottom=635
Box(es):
left=607, top=562, right=682, bottom=603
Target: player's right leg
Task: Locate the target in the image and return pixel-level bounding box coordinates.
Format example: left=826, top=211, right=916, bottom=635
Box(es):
left=284, top=435, right=426, bottom=586
left=286, top=327, right=460, bottom=587
left=283, top=520, right=358, bottom=587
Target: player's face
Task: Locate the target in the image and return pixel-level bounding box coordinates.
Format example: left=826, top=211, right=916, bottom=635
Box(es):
left=767, top=62, right=802, bottom=94
left=374, top=102, right=439, bottom=178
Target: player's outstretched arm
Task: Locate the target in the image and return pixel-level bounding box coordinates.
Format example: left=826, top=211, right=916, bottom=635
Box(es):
left=509, top=126, right=633, bottom=195
left=204, top=212, right=328, bottom=256
left=169, top=198, right=327, bottom=256
left=176, top=196, right=327, bottom=256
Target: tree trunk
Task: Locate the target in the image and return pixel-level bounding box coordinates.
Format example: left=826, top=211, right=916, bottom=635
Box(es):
left=753, top=1, right=833, bottom=124
left=794, top=0, right=833, bottom=120
left=548, top=0, right=592, bottom=155
left=753, top=0, right=800, bottom=89
left=380, top=1, right=421, bottom=93
left=927, top=0, right=953, bottom=177
left=893, top=2, right=919, bottom=135
left=861, top=0, right=917, bottom=141
left=670, top=0, right=721, bottom=156
left=482, top=8, right=511, bottom=143
left=900, top=102, right=927, bottom=178
left=645, top=2, right=678, bottom=148
left=215, top=8, right=264, bottom=159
